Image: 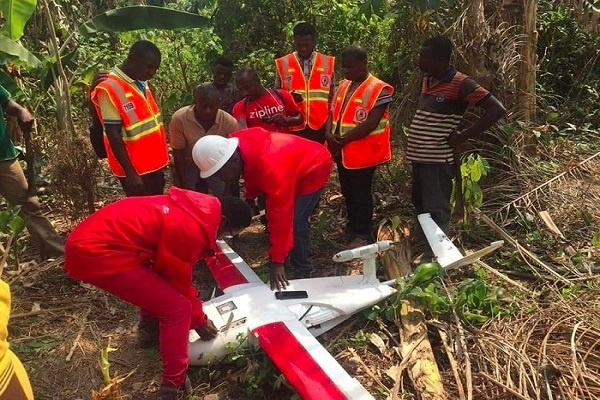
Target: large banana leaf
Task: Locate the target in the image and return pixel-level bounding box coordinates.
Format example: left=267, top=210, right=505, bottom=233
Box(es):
left=78, top=5, right=209, bottom=36
left=0, top=68, right=22, bottom=98
left=0, top=0, right=37, bottom=40
left=0, top=33, right=40, bottom=67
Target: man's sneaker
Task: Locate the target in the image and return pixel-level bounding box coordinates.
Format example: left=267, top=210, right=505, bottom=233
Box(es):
left=138, top=319, right=159, bottom=349
left=156, top=376, right=192, bottom=400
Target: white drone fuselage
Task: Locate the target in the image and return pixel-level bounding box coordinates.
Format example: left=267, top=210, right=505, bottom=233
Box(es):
left=188, top=259, right=396, bottom=365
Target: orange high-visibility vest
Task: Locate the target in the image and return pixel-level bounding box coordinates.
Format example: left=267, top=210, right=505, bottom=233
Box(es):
left=91, top=74, right=168, bottom=177
left=332, top=74, right=394, bottom=169
left=275, top=52, right=334, bottom=131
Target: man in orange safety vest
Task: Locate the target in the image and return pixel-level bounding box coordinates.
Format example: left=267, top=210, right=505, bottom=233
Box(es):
left=91, top=40, right=168, bottom=196
left=326, top=45, right=394, bottom=246
left=275, top=22, right=335, bottom=144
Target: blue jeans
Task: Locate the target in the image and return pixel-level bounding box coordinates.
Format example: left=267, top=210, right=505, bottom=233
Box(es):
left=289, top=187, right=324, bottom=274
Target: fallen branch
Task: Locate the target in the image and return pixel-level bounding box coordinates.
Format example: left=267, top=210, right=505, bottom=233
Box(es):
left=11, top=305, right=77, bottom=319
left=476, top=372, right=530, bottom=400
left=477, top=211, right=571, bottom=284
left=475, top=260, right=533, bottom=294
left=0, top=233, right=16, bottom=277
left=391, top=335, right=425, bottom=399
left=66, top=307, right=91, bottom=362
left=496, top=151, right=600, bottom=215
left=326, top=317, right=360, bottom=351
left=443, top=283, right=472, bottom=400
left=437, top=326, right=466, bottom=400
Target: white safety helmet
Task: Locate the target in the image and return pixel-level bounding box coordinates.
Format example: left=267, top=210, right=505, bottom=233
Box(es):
left=192, top=135, right=240, bottom=178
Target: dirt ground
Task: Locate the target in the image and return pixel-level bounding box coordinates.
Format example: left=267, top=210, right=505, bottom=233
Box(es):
left=6, top=153, right=600, bottom=399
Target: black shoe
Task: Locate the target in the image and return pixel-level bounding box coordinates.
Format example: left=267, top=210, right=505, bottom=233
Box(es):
left=138, top=319, right=159, bottom=349
left=156, top=376, right=191, bottom=400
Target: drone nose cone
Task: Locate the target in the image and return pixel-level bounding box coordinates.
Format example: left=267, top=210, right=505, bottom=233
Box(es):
left=332, top=250, right=353, bottom=262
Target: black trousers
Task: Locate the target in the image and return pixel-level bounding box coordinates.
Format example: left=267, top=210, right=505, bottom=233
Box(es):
left=119, top=169, right=165, bottom=197
left=337, top=162, right=377, bottom=237
left=411, top=162, right=455, bottom=236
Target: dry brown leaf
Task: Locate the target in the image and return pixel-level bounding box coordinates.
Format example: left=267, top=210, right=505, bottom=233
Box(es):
left=369, top=332, right=388, bottom=355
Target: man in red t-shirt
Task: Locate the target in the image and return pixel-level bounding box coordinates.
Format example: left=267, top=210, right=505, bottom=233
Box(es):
left=233, top=67, right=303, bottom=133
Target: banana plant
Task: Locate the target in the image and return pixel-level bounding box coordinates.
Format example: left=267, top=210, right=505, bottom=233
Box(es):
left=0, top=4, right=210, bottom=83
left=0, top=0, right=37, bottom=40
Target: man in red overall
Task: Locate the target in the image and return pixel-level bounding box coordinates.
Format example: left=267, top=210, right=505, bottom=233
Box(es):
left=192, top=128, right=333, bottom=290
left=64, top=188, right=252, bottom=400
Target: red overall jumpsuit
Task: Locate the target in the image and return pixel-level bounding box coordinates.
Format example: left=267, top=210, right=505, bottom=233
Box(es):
left=64, top=187, right=220, bottom=387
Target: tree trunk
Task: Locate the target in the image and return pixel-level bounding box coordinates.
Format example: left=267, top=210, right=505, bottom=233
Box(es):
left=460, top=0, right=492, bottom=88
left=399, top=300, right=447, bottom=400
left=517, top=0, right=538, bottom=127
left=501, top=0, right=537, bottom=149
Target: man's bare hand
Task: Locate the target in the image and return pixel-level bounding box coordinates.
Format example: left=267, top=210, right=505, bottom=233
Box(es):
left=195, top=318, right=218, bottom=341
left=291, top=91, right=304, bottom=103
left=326, top=133, right=344, bottom=156
left=91, top=70, right=110, bottom=90
left=16, top=107, right=34, bottom=134
left=448, top=130, right=467, bottom=148
left=269, top=262, right=289, bottom=291
left=125, top=173, right=144, bottom=196
left=270, top=114, right=288, bottom=126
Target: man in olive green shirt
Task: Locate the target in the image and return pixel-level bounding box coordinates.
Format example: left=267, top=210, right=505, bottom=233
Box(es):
left=0, top=85, right=63, bottom=259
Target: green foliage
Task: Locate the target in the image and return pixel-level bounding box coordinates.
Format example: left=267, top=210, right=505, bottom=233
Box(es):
left=0, top=0, right=37, bottom=40
left=561, top=284, right=581, bottom=299
left=0, top=206, right=25, bottom=236
left=454, top=278, right=503, bottom=324
left=214, top=333, right=292, bottom=399
left=77, top=6, right=209, bottom=36
left=396, top=262, right=450, bottom=315
left=207, top=0, right=396, bottom=83
left=100, top=345, right=118, bottom=384
left=458, top=154, right=490, bottom=214
left=537, top=0, right=600, bottom=126
left=592, top=232, right=600, bottom=248
left=369, top=260, right=509, bottom=326
left=0, top=33, right=40, bottom=67
left=11, top=336, right=61, bottom=356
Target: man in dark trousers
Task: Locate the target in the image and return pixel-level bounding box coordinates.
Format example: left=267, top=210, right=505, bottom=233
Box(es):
left=274, top=22, right=335, bottom=143
left=91, top=40, right=168, bottom=196
left=326, top=46, right=394, bottom=246
left=407, top=36, right=505, bottom=254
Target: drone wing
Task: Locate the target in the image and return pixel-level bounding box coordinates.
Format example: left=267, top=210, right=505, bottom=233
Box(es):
left=205, top=240, right=264, bottom=291
left=417, top=213, right=503, bottom=268
left=251, top=318, right=374, bottom=400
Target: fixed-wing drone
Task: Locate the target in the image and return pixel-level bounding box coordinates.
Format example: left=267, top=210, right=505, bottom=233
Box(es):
left=188, top=213, right=503, bottom=399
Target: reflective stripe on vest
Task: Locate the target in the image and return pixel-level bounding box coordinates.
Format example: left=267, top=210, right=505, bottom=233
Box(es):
left=91, top=74, right=168, bottom=177
left=275, top=52, right=334, bottom=131
left=331, top=75, right=394, bottom=169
